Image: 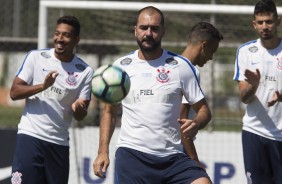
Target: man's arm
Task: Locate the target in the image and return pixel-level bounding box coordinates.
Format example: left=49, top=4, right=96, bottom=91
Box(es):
left=191, top=98, right=211, bottom=130
left=72, top=98, right=90, bottom=121
left=10, top=71, right=58, bottom=101
left=179, top=100, right=209, bottom=170
left=238, top=69, right=260, bottom=104
left=181, top=135, right=206, bottom=170
left=180, top=104, right=205, bottom=170
left=93, top=103, right=119, bottom=178
left=178, top=98, right=211, bottom=139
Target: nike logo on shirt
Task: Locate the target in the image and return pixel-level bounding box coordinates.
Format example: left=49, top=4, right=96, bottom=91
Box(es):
left=251, top=61, right=259, bottom=65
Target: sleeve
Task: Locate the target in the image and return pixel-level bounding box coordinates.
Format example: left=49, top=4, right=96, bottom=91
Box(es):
left=182, top=68, right=200, bottom=104
left=78, top=66, right=94, bottom=100
left=16, top=51, right=36, bottom=84
left=233, top=46, right=248, bottom=82
left=179, top=61, right=204, bottom=105
left=182, top=96, right=188, bottom=104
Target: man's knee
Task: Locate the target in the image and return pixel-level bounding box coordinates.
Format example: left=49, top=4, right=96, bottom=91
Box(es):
left=191, top=177, right=212, bottom=184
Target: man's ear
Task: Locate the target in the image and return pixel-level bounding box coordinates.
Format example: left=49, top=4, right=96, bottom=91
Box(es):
left=76, top=36, right=80, bottom=45
left=277, top=17, right=281, bottom=26
left=252, top=20, right=257, bottom=30
left=201, top=41, right=208, bottom=50
left=134, top=26, right=137, bottom=37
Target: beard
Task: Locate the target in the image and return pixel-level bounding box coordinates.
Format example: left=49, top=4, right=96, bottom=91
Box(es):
left=137, top=38, right=161, bottom=53
left=261, top=35, right=274, bottom=40
left=260, top=31, right=275, bottom=40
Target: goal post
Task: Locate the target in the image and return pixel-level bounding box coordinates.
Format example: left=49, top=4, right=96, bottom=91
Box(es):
left=38, top=0, right=258, bottom=49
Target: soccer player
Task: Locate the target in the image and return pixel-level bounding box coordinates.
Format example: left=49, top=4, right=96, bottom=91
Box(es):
left=93, top=6, right=212, bottom=184
left=181, top=22, right=223, bottom=170
left=233, top=0, right=282, bottom=183
left=10, top=15, right=93, bottom=184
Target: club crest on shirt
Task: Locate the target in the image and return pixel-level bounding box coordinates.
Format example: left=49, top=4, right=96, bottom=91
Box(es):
left=120, top=58, right=132, bottom=65
left=248, top=46, right=258, bottom=53
left=276, top=57, right=282, bottom=70
left=66, top=72, right=78, bottom=86
left=165, top=57, right=178, bottom=65
left=156, top=67, right=170, bottom=83
left=41, top=52, right=51, bottom=58
left=11, top=171, right=22, bottom=184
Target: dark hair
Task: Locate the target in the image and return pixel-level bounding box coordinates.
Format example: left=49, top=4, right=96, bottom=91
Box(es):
left=188, top=22, right=223, bottom=44
left=254, top=0, right=278, bottom=18
left=57, top=15, right=80, bottom=36
left=136, top=6, right=164, bottom=26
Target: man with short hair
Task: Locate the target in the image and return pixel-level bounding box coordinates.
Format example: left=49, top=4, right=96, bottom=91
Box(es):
left=10, top=15, right=93, bottom=184
left=233, top=0, right=282, bottom=183
left=93, top=6, right=212, bottom=184
left=181, top=21, right=223, bottom=170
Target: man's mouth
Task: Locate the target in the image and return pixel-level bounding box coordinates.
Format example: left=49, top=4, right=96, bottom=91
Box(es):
left=56, top=43, right=65, bottom=49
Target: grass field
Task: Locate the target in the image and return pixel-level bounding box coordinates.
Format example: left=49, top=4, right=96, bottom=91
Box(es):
left=0, top=105, right=23, bottom=128
left=0, top=105, right=242, bottom=131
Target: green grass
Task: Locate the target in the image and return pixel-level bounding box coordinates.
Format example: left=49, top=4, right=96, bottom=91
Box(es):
left=0, top=105, right=23, bottom=128
left=0, top=105, right=244, bottom=132
left=210, top=120, right=242, bottom=132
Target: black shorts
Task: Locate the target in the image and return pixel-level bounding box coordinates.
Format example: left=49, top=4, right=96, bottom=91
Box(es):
left=242, top=130, right=282, bottom=184
left=11, top=134, right=69, bottom=184
left=114, top=147, right=209, bottom=184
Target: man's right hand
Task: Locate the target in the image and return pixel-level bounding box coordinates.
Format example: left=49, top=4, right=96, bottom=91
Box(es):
left=42, top=71, right=59, bottom=90
left=93, top=153, right=110, bottom=178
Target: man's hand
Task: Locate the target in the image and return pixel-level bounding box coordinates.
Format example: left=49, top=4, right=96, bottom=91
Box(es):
left=93, top=153, right=109, bottom=178
left=244, top=69, right=260, bottom=87
left=268, top=91, right=280, bottom=107
left=178, top=119, right=198, bottom=139
left=72, top=99, right=87, bottom=112
left=42, top=71, right=59, bottom=90
left=71, top=98, right=89, bottom=121
left=239, top=69, right=261, bottom=104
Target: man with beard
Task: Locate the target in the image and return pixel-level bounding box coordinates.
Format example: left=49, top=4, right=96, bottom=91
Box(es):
left=93, top=6, right=212, bottom=184
left=10, top=15, right=93, bottom=184
left=233, top=0, right=282, bottom=183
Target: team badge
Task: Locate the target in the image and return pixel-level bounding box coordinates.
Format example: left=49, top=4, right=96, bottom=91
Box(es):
left=276, top=57, right=282, bottom=70
left=120, top=58, right=132, bottom=65
left=165, top=57, right=178, bottom=65
left=156, top=68, right=170, bottom=83
left=248, top=46, right=258, bottom=53
left=41, top=52, right=51, bottom=58
left=66, top=72, right=78, bottom=86
left=75, top=64, right=86, bottom=71
left=11, top=171, right=22, bottom=184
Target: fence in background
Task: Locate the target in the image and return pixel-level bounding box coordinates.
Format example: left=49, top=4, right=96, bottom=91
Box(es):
left=3, top=1, right=281, bottom=183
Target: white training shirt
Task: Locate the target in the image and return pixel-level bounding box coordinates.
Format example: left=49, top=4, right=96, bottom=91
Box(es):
left=16, top=48, right=94, bottom=146
left=182, top=67, right=200, bottom=119
left=233, top=39, right=282, bottom=141
left=114, top=49, right=205, bottom=156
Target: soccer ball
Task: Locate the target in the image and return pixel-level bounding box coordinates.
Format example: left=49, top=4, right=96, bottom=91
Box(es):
left=91, top=64, right=131, bottom=104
